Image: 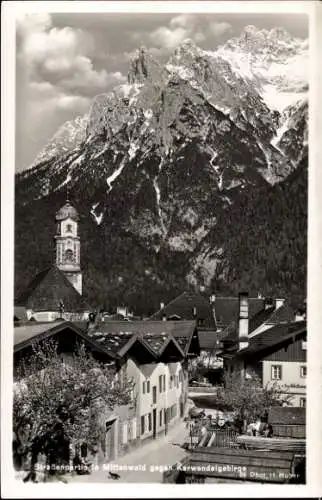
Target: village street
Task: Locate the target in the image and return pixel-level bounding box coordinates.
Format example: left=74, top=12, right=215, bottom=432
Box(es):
left=68, top=420, right=189, bottom=484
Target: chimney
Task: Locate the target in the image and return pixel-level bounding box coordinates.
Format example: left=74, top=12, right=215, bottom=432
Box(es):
left=160, top=302, right=167, bottom=321
left=193, top=306, right=197, bottom=319
left=264, top=297, right=274, bottom=310
left=238, top=292, right=249, bottom=350
left=210, top=294, right=216, bottom=304
left=275, top=298, right=285, bottom=310
left=295, top=308, right=306, bottom=322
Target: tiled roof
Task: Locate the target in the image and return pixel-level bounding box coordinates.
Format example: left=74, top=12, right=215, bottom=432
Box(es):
left=214, top=297, right=265, bottom=328
left=249, top=306, right=276, bottom=332
left=87, top=320, right=197, bottom=358
left=198, top=330, right=221, bottom=351
left=88, top=330, right=133, bottom=353
left=174, top=336, right=192, bottom=351
left=14, top=321, right=65, bottom=347
left=98, top=320, right=196, bottom=338
left=222, top=307, right=275, bottom=344
left=221, top=303, right=295, bottom=345
left=16, top=266, right=91, bottom=312
left=268, top=406, right=306, bottom=425
left=264, top=303, right=296, bottom=325
left=224, top=321, right=306, bottom=359
left=150, top=291, right=216, bottom=329
left=14, top=320, right=115, bottom=357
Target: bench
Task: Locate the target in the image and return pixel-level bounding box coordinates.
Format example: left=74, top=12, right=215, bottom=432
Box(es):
left=176, top=446, right=303, bottom=484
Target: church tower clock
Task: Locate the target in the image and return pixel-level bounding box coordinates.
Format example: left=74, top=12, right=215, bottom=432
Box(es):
left=55, top=198, right=82, bottom=295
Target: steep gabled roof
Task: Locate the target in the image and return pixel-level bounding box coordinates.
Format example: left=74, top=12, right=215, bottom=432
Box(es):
left=198, top=330, right=222, bottom=351
left=14, top=320, right=116, bottom=357
left=222, top=321, right=306, bottom=360
left=263, top=303, right=296, bottom=325
left=222, top=302, right=296, bottom=344
left=86, top=320, right=197, bottom=358
left=214, top=297, right=265, bottom=329
left=16, top=266, right=91, bottom=312
left=150, top=291, right=216, bottom=329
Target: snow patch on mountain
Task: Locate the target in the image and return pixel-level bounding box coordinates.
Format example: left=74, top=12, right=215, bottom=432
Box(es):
left=128, top=143, right=139, bottom=160
left=106, top=158, right=126, bottom=192
left=215, top=26, right=308, bottom=112
left=90, top=203, right=104, bottom=225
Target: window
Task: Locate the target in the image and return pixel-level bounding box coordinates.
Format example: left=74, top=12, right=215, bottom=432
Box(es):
left=159, top=410, right=163, bottom=427
left=64, top=249, right=74, bottom=263
left=66, top=224, right=72, bottom=233
left=146, top=380, right=150, bottom=393
left=80, top=442, right=87, bottom=458
left=299, top=397, right=306, bottom=408
left=300, top=366, right=307, bottom=378
left=142, top=381, right=146, bottom=394
left=159, top=375, right=162, bottom=392
left=148, top=413, right=152, bottom=432
left=169, top=375, right=173, bottom=389
left=162, top=375, right=166, bottom=392
left=271, top=365, right=282, bottom=380
left=140, top=416, right=145, bottom=434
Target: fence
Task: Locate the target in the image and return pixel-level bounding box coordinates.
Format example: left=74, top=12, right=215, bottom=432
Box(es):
left=188, top=386, right=219, bottom=394
left=208, top=428, right=238, bottom=448
left=186, top=419, right=239, bottom=449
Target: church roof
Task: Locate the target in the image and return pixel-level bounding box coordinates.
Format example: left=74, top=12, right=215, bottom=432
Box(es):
left=55, top=201, right=79, bottom=221
left=16, top=266, right=90, bottom=312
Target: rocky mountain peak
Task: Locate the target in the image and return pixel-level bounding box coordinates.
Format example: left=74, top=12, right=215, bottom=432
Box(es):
left=223, top=24, right=303, bottom=56
left=15, top=28, right=308, bottom=313
left=127, top=46, right=163, bottom=85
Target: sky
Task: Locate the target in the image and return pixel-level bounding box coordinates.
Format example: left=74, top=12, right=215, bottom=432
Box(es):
left=15, top=11, right=308, bottom=172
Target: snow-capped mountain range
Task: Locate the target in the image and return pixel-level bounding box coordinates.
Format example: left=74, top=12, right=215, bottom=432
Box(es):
left=26, top=25, right=308, bottom=171
left=15, top=25, right=308, bottom=311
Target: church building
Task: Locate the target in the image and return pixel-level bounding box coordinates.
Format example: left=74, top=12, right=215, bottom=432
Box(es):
left=15, top=199, right=91, bottom=322
left=55, top=199, right=82, bottom=295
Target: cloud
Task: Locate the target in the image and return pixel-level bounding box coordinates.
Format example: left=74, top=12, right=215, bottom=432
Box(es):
left=16, top=13, right=127, bottom=168
left=149, top=14, right=205, bottom=50
left=17, top=14, right=125, bottom=97
left=169, top=14, right=196, bottom=29
left=150, top=26, right=188, bottom=49
left=208, top=22, right=232, bottom=37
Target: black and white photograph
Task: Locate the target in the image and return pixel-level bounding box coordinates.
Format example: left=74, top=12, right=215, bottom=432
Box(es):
left=2, top=0, right=322, bottom=496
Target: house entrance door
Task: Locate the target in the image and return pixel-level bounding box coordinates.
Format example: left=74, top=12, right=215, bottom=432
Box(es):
left=152, top=409, right=157, bottom=439
left=164, top=409, right=168, bottom=435
left=105, top=419, right=116, bottom=461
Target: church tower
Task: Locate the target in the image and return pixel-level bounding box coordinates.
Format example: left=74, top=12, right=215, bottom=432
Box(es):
left=55, top=198, right=82, bottom=295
